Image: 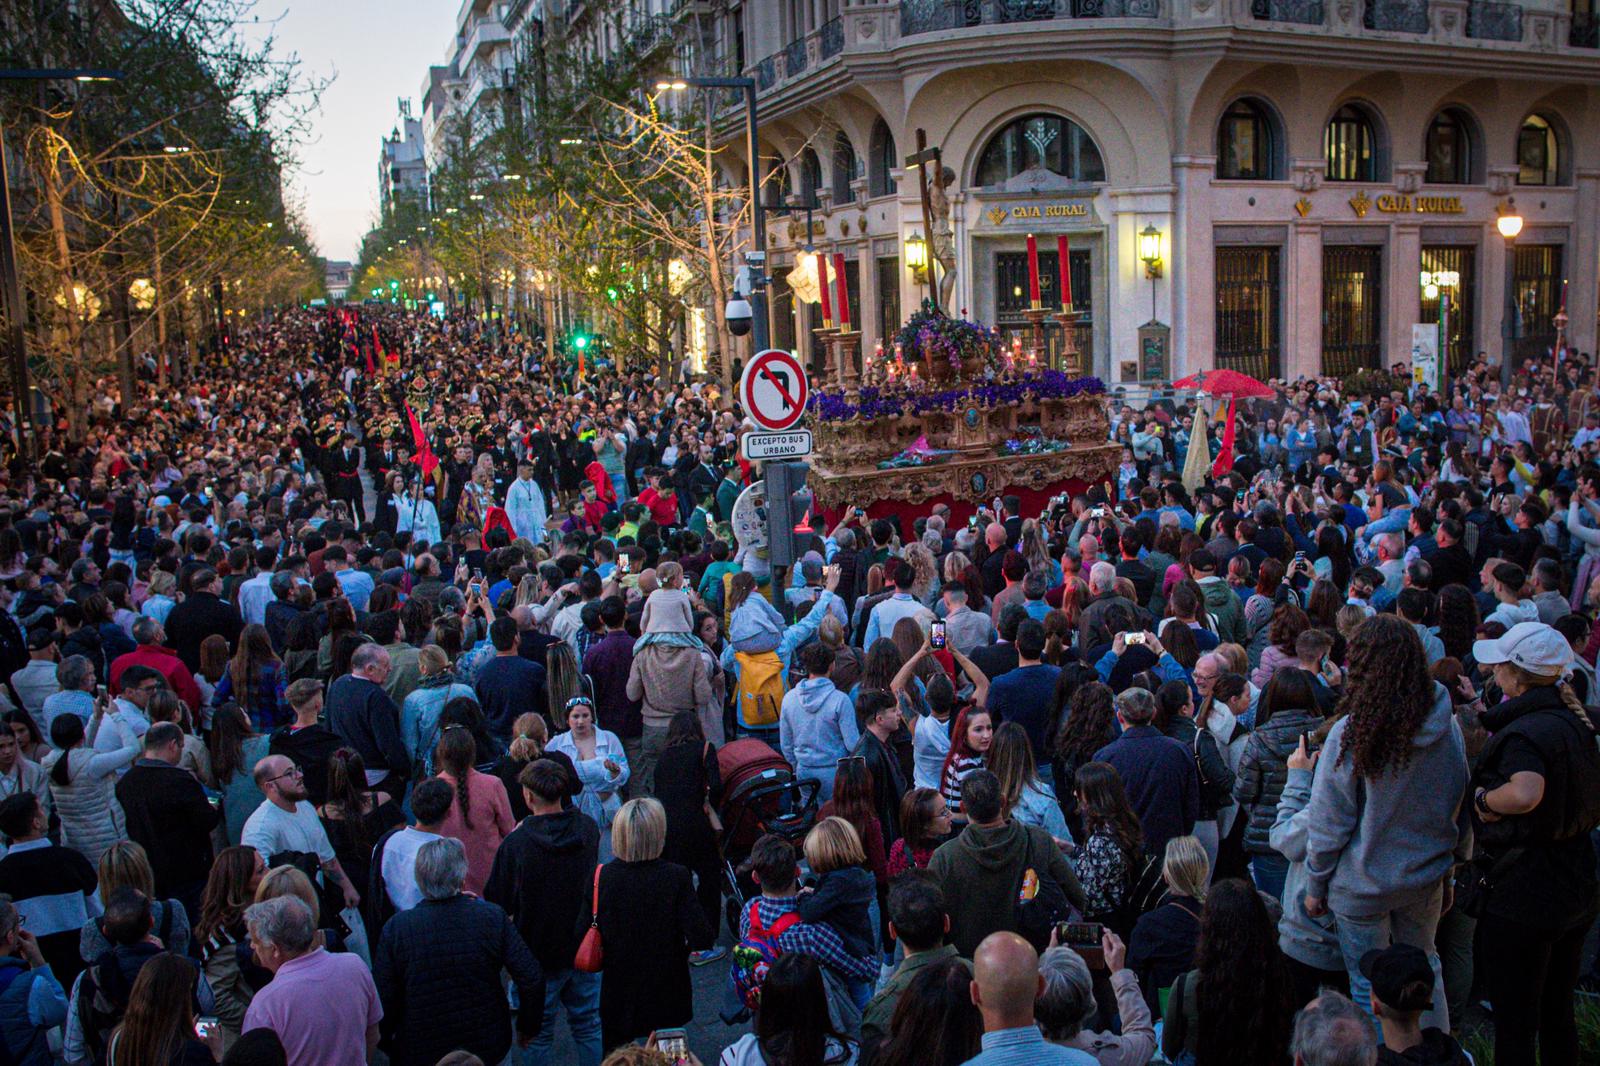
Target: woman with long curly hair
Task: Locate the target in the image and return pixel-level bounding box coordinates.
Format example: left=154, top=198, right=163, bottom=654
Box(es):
left=1050, top=679, right=1117, bottom=841
left=1250, top=603, right=1310, bottom=689
left=1160, top=878, right=1296, bottom=1066
left=1303, top=613, right=1467, bottom=1026
left=903, top=542, right=940, bottom=606
left=1074, top=761, right=1144, bottom=928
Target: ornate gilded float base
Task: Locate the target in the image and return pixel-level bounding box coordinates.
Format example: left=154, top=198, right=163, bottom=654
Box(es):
left=811, top=443, right=1122, bottom=508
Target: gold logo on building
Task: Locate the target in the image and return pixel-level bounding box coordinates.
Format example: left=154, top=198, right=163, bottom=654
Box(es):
left=1349, top=191, right=1371, bottom=219
left=1294, top=197, right=1312, bottom=217
left=986, top=207, right=1009, bottom=226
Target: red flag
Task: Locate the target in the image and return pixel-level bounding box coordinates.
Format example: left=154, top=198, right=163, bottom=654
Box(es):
left=405, top=403, right=439, bottom=480
left=364, top=347, right=376, bottom=376
left=1211, top=396, right=1237, bottom=477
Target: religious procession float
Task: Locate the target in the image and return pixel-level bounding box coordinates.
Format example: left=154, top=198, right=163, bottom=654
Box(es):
left=804, top=244, right=1118, bottom=525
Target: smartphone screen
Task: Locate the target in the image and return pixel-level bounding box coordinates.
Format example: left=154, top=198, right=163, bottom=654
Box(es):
left=930, top=621, right=947, bottom=650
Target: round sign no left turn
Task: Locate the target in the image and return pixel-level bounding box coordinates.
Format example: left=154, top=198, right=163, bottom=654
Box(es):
left=739, top=349, right=809, bottom=432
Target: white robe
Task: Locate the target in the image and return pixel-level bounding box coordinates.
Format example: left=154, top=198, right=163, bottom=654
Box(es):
left=504, top=477, right=547, bottom=543
left=394, top=494, right=442, bottom=548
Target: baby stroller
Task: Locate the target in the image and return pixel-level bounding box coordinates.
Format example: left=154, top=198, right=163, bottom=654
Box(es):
left=716, top=737, right=819, bottom=936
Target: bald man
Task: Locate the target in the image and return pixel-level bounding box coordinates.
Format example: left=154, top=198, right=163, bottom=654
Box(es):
left=241, top=754, right=361, bottom=911
left=965, top=932, right=1097, bottom=1065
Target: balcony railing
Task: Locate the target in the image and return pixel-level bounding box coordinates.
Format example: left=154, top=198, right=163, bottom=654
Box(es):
left=1250, top=0, right=1324, bottom=23
left=1466, top=0, right=1522, bottom=38
left=782, top=36, right=809, bottom=78
left=819, top=16, right=845, bottom=58
left=1363, top=0, right=1429, bottom=31
left=900, top=0, right=1156, bottom=36
left=755, top=53, right=779, bottom=90
left=1572, top=11, right=1599, bottom=46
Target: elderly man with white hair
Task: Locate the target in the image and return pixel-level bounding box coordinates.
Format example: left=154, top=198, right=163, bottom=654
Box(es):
left=1290, top=992, right=1377, bottom=1066
left=1036, top=936, right=1156, bottom=1065
left=1078, top=561, right=1137, bottom=653
left=1374, top=533, right=1405, bottom=595
left=243, top=895, right=382, bottom=1066
left=373, top=837, right=545, bottom=1066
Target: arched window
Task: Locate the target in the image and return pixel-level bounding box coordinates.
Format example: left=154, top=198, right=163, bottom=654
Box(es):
left=1425, top=109, right=1474, bottom=185
left=1325, top=104, right=1378, bottom=182
left=976, top=113, right=1105, bottom=187
left=763, top=158, right=785, bottom=210
left=831, top=132, right=856, bottom=204
left=1517, top=114, right=1560, bottom=186
left=798, top=149, right=822, bottom=208
left=1216, top=99, right=1281, bottom=180
left=868, top=119, right=897, bottom=198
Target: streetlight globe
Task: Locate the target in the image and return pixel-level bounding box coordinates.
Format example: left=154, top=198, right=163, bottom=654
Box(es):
left=1497, top=199, right=1524, bottom=240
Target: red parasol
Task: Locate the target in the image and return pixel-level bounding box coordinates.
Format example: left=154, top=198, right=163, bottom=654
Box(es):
left=1171, top=368, right=1276, bottom=398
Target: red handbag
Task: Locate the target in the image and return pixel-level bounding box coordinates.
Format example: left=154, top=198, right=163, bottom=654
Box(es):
left=573, top=865, right=604, bottom=972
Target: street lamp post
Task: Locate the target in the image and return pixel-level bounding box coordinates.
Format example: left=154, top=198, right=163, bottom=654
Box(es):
left=1497, top=198, right=1524, bottom=393
left=655, top=77, right=770, bottom=355
left=0, top=68, right=123, bottom=461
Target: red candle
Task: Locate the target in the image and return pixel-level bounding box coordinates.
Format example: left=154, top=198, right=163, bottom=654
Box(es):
left=833, top=253, right=851, bottom=328
left=1057, top=235, right=1073, bottom=311
left=816, top=253, right=833, bottom=329
left=1025, top=234, right=1042, bottom=310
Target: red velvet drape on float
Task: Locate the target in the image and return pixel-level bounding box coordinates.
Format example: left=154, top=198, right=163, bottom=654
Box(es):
left=817, top=477, right=1098, bottom=531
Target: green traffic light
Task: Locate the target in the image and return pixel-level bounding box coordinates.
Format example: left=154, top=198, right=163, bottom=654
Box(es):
left=573, top=335, right=589, bottom=350
left=388, top=279, right=399, bottom=290
left=605, top=287, right=619, bottom=301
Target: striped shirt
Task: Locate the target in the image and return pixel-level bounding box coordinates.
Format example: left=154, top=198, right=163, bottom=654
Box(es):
left=0, top=838, right=99, bottom=982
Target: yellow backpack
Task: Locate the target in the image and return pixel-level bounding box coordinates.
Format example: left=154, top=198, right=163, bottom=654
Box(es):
left=734, top=650, right=786, bottom=729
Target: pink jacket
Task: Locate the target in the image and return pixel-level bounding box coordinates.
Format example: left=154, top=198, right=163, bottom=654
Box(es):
left=434, top=768, right=516, bottom=895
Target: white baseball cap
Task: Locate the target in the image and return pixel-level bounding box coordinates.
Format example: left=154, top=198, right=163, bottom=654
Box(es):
left=1472, top=621, right=1573, bottom=678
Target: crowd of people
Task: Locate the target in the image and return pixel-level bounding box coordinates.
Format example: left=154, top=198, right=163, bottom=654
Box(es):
left=0, top=305, right=1594, bottom=1066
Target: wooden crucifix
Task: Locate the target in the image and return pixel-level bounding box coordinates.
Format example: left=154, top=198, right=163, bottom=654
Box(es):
left=904, top=129, right=943, bottom=314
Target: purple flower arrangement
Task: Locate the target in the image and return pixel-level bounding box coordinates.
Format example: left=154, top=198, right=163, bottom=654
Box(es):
left=894, top=307, right=1003, bottom=373
left=809, top=370, right=1106, bottom=423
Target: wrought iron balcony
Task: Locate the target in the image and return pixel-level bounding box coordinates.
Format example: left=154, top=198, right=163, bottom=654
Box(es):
left=1362, top=0, right=1429, bottom=32
left=1250, top=0, right=1325, bottom=23
left=754, top=53, right=779, bottom=90
left=1466, top=0, right=1522, bottom=39
left=782, top=36, right=809, bottom=78
left=818, top=16, right=845, bottom=58
left=900, top=0, right=1157, bottom=37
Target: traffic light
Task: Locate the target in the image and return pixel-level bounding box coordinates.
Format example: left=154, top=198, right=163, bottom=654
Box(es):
left=764, top=462, right=813, bottom=569
left=605, top=286, right=619, bottom=302
left=388, top=279, right=399, bottom=292
left=571, top=332, right=589, bottom=351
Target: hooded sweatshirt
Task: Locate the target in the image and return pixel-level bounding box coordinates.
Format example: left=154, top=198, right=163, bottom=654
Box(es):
left=927, top=820, right=1086, bottom=958
left=483, top=808, right=601, bottom=972
left=1485, top=598, right=1540, bottom=630
left=778, top=676, right=859, bottom=773
left=1303, top=681, right=1471, bottom=917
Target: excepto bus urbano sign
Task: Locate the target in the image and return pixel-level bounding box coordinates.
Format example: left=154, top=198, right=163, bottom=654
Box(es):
left=742, top=429, right=814, bottom=461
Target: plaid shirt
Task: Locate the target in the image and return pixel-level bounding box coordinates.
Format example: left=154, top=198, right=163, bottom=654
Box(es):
left=741, top=895, right=877, bottom=982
